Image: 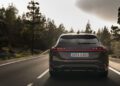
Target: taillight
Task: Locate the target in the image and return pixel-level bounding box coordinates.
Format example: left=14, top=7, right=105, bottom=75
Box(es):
left=51, top=47, right=66, bottom=52
left=51, top=47, right=107, bottom=52
left=51, top=47, right=57, bottom=51
left=90, top=47, right=107, bottom=52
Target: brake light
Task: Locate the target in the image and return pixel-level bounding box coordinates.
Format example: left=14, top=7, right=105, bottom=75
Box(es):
left=51, top=47, right=66, bottom=52
left=51, top=47, right=106, bottom=52
left=91, top=47, right=106, bottom=52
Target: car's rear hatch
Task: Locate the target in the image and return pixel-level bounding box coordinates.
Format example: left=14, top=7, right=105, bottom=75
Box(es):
left=53, top=35, right=105, bottom=60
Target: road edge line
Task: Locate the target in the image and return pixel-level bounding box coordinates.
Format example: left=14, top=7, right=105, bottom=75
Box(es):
left=0, top=50, right=49, bottom=67
left=27, top=83, right=33, bottom=86
left=109, top=67, right=120, bottom=75
left=37, top=69, right=49, bottom=79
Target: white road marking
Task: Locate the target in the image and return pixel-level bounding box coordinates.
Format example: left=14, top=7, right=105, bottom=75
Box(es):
left=109, top=67, right=120, bottom=75
left=0, top=50, right=48, bottom=67
left=0, top=58, right=30, bottom=67
left=27, top=83, right=33, bottom=86
left=37, top=69, right=49, bottom=79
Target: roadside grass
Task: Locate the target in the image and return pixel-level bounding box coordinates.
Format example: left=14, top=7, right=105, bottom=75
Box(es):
left=0, top=50, right=43, bottom=60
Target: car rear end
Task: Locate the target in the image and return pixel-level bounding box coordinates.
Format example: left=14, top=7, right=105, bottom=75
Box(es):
left=49, top=33, right=109, bottom=77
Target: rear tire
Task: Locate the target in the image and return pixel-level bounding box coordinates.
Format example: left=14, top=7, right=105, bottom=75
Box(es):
left=49, top=70, right=57, bottom=78
left=99, top=70, right=108, bottom=78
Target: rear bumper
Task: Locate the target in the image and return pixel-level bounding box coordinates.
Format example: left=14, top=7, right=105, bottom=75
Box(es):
left=49, top=60, right=108, bottom=72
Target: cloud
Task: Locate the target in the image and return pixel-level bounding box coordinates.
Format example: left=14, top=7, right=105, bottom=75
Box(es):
left=76, top=0, right=120, bottom=22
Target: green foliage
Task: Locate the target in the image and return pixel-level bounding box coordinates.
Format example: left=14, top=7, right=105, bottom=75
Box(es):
left=0, top=4, right=18, bottom=49
left=101, top=26, right=111, bottom=46
left=0, top=7, right=5, bottom=20
left=26, top=0, right=42, bottom=54
left=85, top=21, right=92, bottom=33
left=97, top=26, right=111, bottom=53
left=77, top=30, right=80, bottom=34
left=112, top=7, right=120, bottom=41
left=111, top=25, right=120, bottom=56
left=111, top=41, right=120, bottom=56
left=1, top=0, right=119, bottom=57
left=111, top=25, right=120, bottom=41
left=69, top=28, right=74, bottom=33
left=117, top=7, right=120, bottom=24
left=109, top=7, right=120, bottom=56
left=0, top=1, right=67, bottom=56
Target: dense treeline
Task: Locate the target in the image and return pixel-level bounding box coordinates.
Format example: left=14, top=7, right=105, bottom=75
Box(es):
left=110, top=7, right=120, bottom=58
left=0, top=0, right=119, bottom=58
left=0, top=3, right=67, bottom=54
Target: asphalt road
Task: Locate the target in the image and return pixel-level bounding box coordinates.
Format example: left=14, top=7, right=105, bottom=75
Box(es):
left=0, top=54, right=120, bottom=86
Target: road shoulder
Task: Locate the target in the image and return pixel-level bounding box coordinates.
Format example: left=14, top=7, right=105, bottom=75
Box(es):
left=0, top=50, right=49, bottom=66
left=109, top=57, right=120, bottom=72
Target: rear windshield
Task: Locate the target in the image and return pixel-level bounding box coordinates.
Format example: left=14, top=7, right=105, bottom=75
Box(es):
left=57, top=35, right=99, bottom=46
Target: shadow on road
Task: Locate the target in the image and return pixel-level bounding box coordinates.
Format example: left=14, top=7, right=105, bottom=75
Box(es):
left=42, top=72, right=119, bottom=86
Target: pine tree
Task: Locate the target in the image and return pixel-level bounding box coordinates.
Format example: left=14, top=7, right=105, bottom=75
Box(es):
left=0, top=7, right=6, bottom=48
left=69, top=28, right=74, bottom=33
left=98, top=26, right=111, bottom=53
left=111, top=25, right=120, bottom=40
left=111, top=7, right=120, bottom=41
left=85, top=21, right=92, bottom=33
left=118, top=7, right=120, bottom=24
left=5, top=4, right=18, bottom=50
left=100, top=26, right=111, bottom=46
left=77, top=30, right=80, bottom=34
left=26, top=0, right=41, bottom=54
left=97, top=29, right=102, bottom=39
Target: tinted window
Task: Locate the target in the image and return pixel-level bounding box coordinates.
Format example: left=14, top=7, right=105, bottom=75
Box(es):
left=58, top=35, right=99, bottom=46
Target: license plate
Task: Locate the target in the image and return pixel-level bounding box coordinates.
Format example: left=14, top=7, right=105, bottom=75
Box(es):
left=71, top=53, right=89, bottom=57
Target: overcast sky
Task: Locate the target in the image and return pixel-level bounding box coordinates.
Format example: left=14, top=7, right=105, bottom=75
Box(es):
left=0, top=0, right=119, bottom=31
left=76, top=0, right=120, bottom=22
